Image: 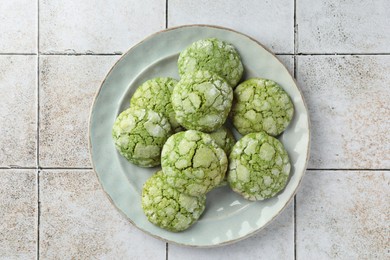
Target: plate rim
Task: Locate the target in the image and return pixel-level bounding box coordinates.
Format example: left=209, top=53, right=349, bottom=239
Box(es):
left=88, top=24, right=311, bottom=247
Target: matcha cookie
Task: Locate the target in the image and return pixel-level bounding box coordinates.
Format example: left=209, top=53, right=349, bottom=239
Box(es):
left=130, top=77, right=182, bottom=132
left=112, top=108, right=172, bottom=167
left=227, top=132, right=291, bottom=201
left=161, top=130, right=228, bottom=196
left=178, top=38, right=244, bottom=87
left=172, top=70, right=233, bottom=132
left=209, top=126, right=236, bottom=156
left=231, top=78, right=294, bottom=136
left=142, top=171, right=206, bottom=232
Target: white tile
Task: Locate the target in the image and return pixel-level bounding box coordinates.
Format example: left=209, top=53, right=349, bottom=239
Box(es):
left=297, top=0, right=390, bottom=53
left=0, top=169, right=37, bottom=259
left=169, top=203, right=294, bottom=260
left=169, top=0, right=294, bottom=53
left=39, top=0, right=165, bottom=54
left=296, top=170, right=390, bottom=259
left=0, top=0, right=37, bottom=53
left=39, top=55, right=118, bottom=167
left=0, top=56, right=37, bottom=167
left=298, top=55, right=390, bottom=169
left=39, top=170, right=166, bottom=259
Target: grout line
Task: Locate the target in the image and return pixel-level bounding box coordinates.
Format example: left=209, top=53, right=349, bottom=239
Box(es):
left=37, top=170, right=41, bottom=260
left=294, top=0, right=298, bottom=80
left=0, top=53, right=37, bottom=55
left=293, top=0, right=298, bottom=79
left=39, top=52, right=123, bottom=56
left=165, top=0, right=168, bottom=29
left=40, top=167, right=93, bottom=170
left=37, top=24, right=40, bottom=180
left=294, top=196, right=297, bottom=260
left=166, top=243, right=168, bottom=260
left=306, top=168, right=390, bottom=171
left=36, top=62, right=40, bottom=168
left=0, top=166, right=38, bottom=170
left=294, top=56, right=298, bottom=79
left=295, top=52, right=390, bottom=56
left=37, top=0, right=40, bottom=257
left=293, top=1, right=297, bottom=259
left=294, top=0, right=298, bottom=56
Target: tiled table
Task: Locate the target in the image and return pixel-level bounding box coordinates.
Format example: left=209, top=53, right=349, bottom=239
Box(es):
left=0, top=0, right=389, bottom=259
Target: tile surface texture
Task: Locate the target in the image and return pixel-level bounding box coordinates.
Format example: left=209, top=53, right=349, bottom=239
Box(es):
left=39, top=55, right=118, bottom=167
left=296, top=170, right=390, bottom=259
left=0, top=56, right=37, bottom=167
left=0, top=0, right=37, bottom=53
left=298, top=55, right=390, bottom=169
left=0, top=170, right=37, bottom=259
left=39, top=170, right=166, bottom=259
left=297, top=0, right=390, bottom=53
left=39, top=0, right=165, bottom=53
left=169, top=0, right=294, bottom=53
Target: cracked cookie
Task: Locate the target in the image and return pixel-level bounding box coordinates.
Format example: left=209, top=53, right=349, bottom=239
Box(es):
left=112, top=108, right=172, bottom=167
left=130, top=77, right=182, bottom=132
left=209, top=125, right=236, bottom=156
left=227, top=132, right=291, bottom=201
left=178, top=38, right=244, bottom=87
left=172, top=70, right=233, bottom=133
left=231, top=78, right=294, bottom=136
left=161, top=130, right=228, bottom=197
left=142, top=170, right=206, bottom=232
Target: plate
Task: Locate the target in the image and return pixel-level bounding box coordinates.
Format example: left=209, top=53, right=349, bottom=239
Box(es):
left=89, top=25, right=310, bottom=247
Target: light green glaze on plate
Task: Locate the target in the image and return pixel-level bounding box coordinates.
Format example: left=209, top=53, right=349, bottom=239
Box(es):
left=89, top=25, right=310, bottom=247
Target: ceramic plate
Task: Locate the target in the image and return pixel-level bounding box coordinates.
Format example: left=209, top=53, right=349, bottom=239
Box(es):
left=89, top=25, right=310, bottom=247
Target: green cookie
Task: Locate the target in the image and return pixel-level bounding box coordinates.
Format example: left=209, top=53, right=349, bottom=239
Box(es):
left=142, top=171, right=206, bottom=232
left=231, top=78, right=294, bottom=136
left=172, top=70, right=233, bottom=133
left=161, top=130, right=228, bottom=197
left=209, top=125, right=236, bottom=156
left=130, top=77, right=182, bottom=132
left=112, top=108, right=172, bottom=167
left=227, top=132, right=291, bottom=201
left=178, top=38, right=244, bottom=87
